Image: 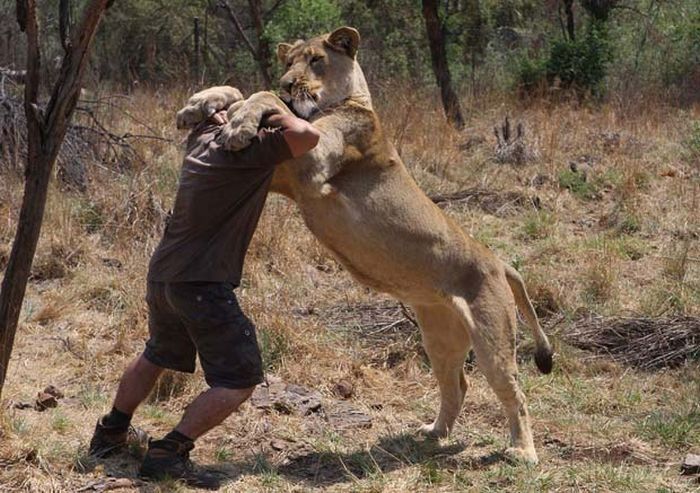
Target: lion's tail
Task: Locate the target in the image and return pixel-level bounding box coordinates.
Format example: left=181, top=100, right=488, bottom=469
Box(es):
left=503, top=263, right=553, bottom=374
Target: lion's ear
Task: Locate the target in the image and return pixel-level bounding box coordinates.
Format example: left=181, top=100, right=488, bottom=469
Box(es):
left=277, top=43, right=293, bottom=63
left=325, top=27, right=360, bottom=58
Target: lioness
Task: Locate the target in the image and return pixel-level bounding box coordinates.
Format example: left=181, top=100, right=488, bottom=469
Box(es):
left=177, top=27, right=553, bottom=464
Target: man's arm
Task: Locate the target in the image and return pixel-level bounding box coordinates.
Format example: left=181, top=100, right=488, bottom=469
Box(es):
left=266, top=113, right=320, bottom=158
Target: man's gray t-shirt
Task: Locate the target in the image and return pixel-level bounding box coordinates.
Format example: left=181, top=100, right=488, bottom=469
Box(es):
left=147, top=122, right=292, bottom=284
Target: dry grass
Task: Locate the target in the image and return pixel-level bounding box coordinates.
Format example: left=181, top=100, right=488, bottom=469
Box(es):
left=0, top=85, right=699, bottom=492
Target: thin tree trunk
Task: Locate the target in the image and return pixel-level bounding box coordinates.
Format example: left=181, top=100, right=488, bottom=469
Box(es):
left=0, top=0, right=112, bottom=399
left=563, top=0, right=575, bottom=40
left=218, top=0, right=271, bottom=89
left=193, top=16, right=201, bottom=83
left=421, top=0, right=465, bottom=129
left=248, top=0, right=272, bottom=89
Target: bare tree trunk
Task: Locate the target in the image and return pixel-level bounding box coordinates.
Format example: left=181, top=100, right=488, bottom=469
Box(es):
left=421, top=0, right=465, bottom=129
left=218, top=0, right=272, bottom=89
left=563, top=0, right=575, bottom=40
left=193, top=16, right=201, bottom=84
left=247, top=0, right=272, bottom=89
left=0, top=0, right=112, bottom=399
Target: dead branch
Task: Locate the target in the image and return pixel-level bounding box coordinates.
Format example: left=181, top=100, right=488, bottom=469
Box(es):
left=564, top=315, right=700, bottom=370
left=2, top=96, right=169, bottom=188
left=218, top=0, right=257, bottom=58
left=429, top=187, right=541, bottom=215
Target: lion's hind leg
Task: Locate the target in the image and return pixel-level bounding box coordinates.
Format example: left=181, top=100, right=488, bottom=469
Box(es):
left=413, top=302, right=471, bottom=439
left=451, top=293, right=538, bottom=464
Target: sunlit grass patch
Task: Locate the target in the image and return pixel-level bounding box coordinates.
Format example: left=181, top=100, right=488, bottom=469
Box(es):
left=637, top=404, right=700, bottom=449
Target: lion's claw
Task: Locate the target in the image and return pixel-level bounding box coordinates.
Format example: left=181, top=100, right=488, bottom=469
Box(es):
left=219, top=121, right=259, bottom=151
left=175, top=86, right=244, bottom=129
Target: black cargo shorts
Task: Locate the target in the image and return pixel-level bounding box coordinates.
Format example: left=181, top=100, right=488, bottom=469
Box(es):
left=143, top=281, right=264, bottom=389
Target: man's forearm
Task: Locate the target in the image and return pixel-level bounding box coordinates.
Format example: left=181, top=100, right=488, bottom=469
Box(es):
left=267, top=113, right=321, bottom=157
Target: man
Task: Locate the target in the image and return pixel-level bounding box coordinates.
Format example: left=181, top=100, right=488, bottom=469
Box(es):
left=88, top=93, right=320, bottom=487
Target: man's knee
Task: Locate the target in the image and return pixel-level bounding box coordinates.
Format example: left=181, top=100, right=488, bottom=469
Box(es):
left=214, top=385, right=256, bottom=411
left=231, top=386, right=255, bottom=403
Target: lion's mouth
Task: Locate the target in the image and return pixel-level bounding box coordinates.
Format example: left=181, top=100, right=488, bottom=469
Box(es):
left=287, top=88, right=320, bottom=119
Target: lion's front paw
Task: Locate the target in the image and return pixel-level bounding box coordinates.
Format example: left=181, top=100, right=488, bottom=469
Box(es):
left=218, top=118, right=260, bottom=151
left=418, top=421, right=449, bottom=439
left=176, top=86, right=244, bottom=129
left=504, top=447, right=539, bottom=465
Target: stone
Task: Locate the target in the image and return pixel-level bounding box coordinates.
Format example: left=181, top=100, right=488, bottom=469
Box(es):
left=35, top=392, right=58, bottom=411
left=333, top=380, right=353, bottom=399
left=252, top=379, right=322, bottom=416
left=326, top=402, right=372, bottom=430
left=10, top=400, right=34, bottom=410
left=681, top=454, right=700, bottom=475
left=270, top=438, right=288, bottom=451
left=42, top=385, right=64, bottom=399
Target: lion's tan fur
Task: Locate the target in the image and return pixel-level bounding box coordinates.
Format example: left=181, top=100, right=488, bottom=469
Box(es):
left=178, top=27, right=552, bottom=464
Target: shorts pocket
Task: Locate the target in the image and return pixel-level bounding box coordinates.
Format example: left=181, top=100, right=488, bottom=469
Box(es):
left=167, top=282, right=242, bottom=328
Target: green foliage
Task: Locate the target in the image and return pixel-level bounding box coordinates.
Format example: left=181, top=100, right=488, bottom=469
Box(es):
left=638, top=405, right=700, bottom=449
left=342, top=0, right=430, bottom=81
left=662, top=9, right=700, bottom=94
left=265, top=0, right=342, bottom=45
left=258, top=327, right=290, bottom=372
left=558, top=170, right=599, bottom=199
left=546, top=23, right=612, bottom=94
left=683, top=120, right=700, bottom=162
left=74, top=199, right=104, bottom=233
left=3, top=0, right=698, bottom=100
left=514, top=21, right=613, bottom=97
left=521, top=211, right=555, bottom=240
left=94, top=0, right=213, bottom=84
left=515, top=55, right=547, bottom=94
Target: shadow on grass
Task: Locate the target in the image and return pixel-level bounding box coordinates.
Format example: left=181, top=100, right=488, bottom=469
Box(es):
left=265, top=432, right=507, bottom=487
left=75, top=433, right=510, bottom=490
left=75, top=450, right=241, bottom=491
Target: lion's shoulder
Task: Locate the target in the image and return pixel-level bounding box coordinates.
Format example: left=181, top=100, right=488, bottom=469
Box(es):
left=332, top=101, right=383, bottom=147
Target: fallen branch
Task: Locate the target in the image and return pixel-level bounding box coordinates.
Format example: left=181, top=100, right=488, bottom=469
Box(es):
left=429, top=187, right=541, bottom=215
left=564, top=315, right=700, bottom=370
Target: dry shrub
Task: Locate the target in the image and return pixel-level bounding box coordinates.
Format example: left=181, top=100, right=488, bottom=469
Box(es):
left=522, top=272, right=564, bottom=317
left=31, top=294, right=73, bottom=326
left=30, top=242, right=83, bottom=281
left=582, top=250, right=618, bottom=305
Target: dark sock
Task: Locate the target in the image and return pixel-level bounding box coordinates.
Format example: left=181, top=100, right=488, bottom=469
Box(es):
left=102, top=406, right=132, bottom=430
left=164, top=429, right=193, bottom=444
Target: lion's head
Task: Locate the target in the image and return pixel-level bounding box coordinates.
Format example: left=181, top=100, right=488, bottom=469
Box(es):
left=276, top=26, right=372, bottom=119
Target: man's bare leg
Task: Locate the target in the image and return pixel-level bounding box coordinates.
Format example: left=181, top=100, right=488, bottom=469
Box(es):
left=89, top=353, right=164, bottom=457
left=113, top=353, right=164, bottom=414
left=173, top=387, right=255, bottom=440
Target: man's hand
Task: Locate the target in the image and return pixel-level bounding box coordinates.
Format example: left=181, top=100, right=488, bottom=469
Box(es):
left=209, top=110, right=228, bottom=126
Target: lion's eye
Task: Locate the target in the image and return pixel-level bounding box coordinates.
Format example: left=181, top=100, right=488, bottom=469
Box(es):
left=310, top=55, right=324, bottom=66
left=285, top=61, right=293, bottom=70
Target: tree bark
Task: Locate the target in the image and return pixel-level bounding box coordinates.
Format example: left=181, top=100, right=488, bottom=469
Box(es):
left=193, top=16, right=201, bottom=83
left=0, top=0, right=112, bottom=399
left=563, top=0, right=575, bottom=40
left=247, top=0, right=272, bottom=89
left=422, top=0, right=465, bottom=129
left=219, top=0, right=272, bottom=89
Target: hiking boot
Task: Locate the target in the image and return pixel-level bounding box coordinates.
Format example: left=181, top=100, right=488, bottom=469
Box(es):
left=88, top=417, right=149, bottom=458
left=139, top=438, right=221, bottom=489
